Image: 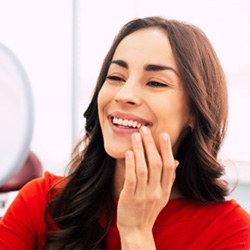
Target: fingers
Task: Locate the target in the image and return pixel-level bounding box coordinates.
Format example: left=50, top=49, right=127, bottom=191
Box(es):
left=126, top=127, right=178, bottom=199
left=159, top=133, right=179, bottom=191
left=119, top=128, right=179, bottom=236
left=130, top=132, right=147, bottom=196
left=123, top=150, right=136, bottom=194
left=139, top=126, right=162, bottom=188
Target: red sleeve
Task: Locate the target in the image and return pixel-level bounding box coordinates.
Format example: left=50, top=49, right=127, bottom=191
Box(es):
left=0, top=172, right=62, bottom=249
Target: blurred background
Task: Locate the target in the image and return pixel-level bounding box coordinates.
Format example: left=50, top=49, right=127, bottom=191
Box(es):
left=0, top=0, right=249, bottom=212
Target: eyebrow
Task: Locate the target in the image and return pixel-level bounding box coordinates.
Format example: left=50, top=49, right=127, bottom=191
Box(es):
left=110, top=59, right=179, bottom=77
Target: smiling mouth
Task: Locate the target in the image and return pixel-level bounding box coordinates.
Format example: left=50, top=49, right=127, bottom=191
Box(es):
left=111, top=117, right=150, bottom=129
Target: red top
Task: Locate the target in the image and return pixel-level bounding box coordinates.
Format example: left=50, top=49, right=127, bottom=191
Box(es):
left=0, top=172, right=249, bottom=249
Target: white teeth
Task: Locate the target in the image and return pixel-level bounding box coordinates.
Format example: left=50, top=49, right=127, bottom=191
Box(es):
left=123, top=119, right=129, bottom=126
left=112, top=117, right=142, bottom=128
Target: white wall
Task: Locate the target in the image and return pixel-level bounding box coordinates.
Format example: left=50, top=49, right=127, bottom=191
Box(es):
left=73, top=0, right=137, bottom=140
left=0, top=0, right=73, bottom=175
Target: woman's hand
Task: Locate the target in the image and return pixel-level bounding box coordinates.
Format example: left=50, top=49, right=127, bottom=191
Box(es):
left=117, top=126, right=179, bottom=250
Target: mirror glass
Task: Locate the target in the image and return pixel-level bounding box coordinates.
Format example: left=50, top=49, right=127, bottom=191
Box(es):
left=0, top=43, right=34, bottom=186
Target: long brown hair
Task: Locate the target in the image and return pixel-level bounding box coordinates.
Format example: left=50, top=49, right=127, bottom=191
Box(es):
left=44, top=16, right=229, bottom=249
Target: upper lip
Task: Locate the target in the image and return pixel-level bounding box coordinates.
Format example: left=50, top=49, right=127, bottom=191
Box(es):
left=108, top=112, right=153, bottom=126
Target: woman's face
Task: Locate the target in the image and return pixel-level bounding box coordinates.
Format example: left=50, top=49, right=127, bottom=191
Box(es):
left=98, top=28, right=192, bottom=159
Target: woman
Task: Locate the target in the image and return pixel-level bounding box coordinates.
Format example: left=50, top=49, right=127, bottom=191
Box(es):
left=0, top=16, right=249, bottom=249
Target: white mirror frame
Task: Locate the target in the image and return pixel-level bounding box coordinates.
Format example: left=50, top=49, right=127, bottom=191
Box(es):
left=0, top=43, right=34, bottom=186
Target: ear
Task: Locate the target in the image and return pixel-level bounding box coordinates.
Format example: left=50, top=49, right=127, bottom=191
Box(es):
left=187, top=115, right=195, bottom=131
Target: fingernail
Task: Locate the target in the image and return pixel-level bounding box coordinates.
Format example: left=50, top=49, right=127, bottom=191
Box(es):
left=161, top=133, right=168, bottom=141
left=141, top=126, right=148, bottom=135
left=126, top=150, right=133, bottom=159
left=134, top=133, right=141, bottom=142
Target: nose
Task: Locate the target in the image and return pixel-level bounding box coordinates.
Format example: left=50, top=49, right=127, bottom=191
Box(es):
left=114, top=79, right=142, bottom=106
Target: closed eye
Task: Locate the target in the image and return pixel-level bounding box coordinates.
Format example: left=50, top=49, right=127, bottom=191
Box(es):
left=147, top=81, right=168, bottom=87
left=106, top=75, right=125, bottom=82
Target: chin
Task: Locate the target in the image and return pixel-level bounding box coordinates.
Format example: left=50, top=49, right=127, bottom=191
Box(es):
left=103, top=138, right=131, bottom=159
left=104, top=146, right=128, bottom=160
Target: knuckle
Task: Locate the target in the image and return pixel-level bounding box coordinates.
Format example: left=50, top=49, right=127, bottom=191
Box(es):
left=165, top=162, right=176, bottom=172
left=126, top=178, right=136, bottom=187
left=135, top=196, right=145, bottom=206
left=137, top=168, right=147, bottom=178
left=162, top=189, right=171, bottom=198
left=149, top=157, right=162, bottom=169
left=148, top=190, right=162, bottom=202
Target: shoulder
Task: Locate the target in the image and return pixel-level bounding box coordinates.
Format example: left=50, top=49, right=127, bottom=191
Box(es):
left=22, top=171, right=64, bottom=190
left=13, top=171, right=66, bottom=214
left=183, top=199, right=250, bottom=248
left=177, top=199, right=250, bottom=227
left=155, top=199, right=250, bottom=249
left=19, top=171, right=64, bottom=201
left=163, top=198, right=249, bottom=219
left=207, top=200, right=250, bottom=249
left=201, top=199, right=250, bottom=225
left=0, top=172, right=65, bottom=249
left=215, top=199, right=250, bottom=229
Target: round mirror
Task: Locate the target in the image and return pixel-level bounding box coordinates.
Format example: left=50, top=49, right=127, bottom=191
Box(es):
left=0, top=43, right=34, bottom=186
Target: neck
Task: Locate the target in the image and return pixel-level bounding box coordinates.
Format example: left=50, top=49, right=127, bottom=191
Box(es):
left=114, top=159, right=126, bottom=199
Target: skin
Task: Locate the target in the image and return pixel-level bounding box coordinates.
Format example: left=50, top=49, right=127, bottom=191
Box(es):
left=98, top=28, right=193, bottom=249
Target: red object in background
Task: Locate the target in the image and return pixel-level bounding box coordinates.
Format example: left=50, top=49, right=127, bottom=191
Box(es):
left=0, top=151, right=43, bottom=192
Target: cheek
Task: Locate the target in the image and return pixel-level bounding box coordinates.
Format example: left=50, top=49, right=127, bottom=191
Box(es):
left=153, top=106, right=191, bottom=149
left=97, top=90, right=104, bottom=115
left=97, top=85, right=117, bottom=133
left=97, top=84, right=115, bottom=106
left=97, top=86, right=109, bottom=121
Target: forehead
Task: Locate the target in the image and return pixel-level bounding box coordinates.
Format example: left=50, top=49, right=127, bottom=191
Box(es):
left=112, top=28, right=178, bottom=70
